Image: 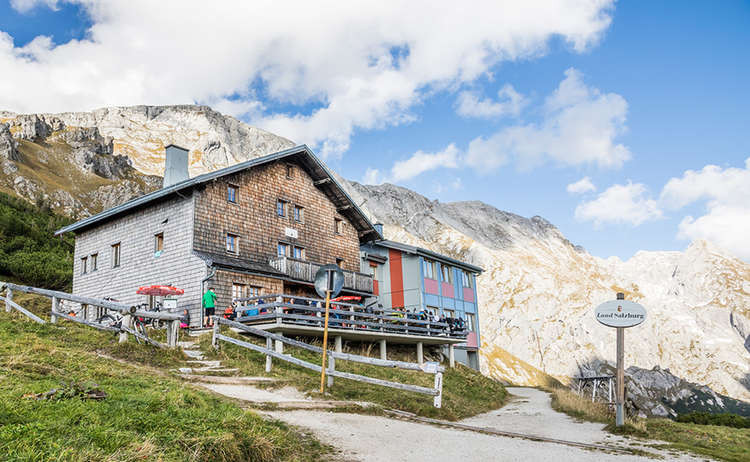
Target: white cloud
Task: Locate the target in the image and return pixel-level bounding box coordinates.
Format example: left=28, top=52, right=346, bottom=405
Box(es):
left=362, top=167, right=382, bottom=185
left=391, top=144, right=460, bottom=182
left=566, top=176, right=596, bottom=194
left=363, top=143, right=461, bottom=185
left=575, top=182, right=662, bottom=226
left=660, top=158, right=750, bottom=260
left=10, top=0, right=59, bottom=13
left=466, top=68, right=630, bottom=171
left=455, top=84, right=526, bottom=118
left=0, top=1, right=614, bottom=158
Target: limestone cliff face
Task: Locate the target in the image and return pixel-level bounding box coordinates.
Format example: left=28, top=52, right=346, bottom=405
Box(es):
left=0, top=105, right=294, bottom=215
left=341, top=181, right=750, bottom=404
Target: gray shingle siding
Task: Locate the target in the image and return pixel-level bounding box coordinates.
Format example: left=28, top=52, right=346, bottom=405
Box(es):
left=72, top=193, right=206, bottom=327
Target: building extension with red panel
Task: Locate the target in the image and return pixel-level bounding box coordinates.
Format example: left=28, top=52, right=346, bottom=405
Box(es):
left=360, top=233, right=483, bottom=370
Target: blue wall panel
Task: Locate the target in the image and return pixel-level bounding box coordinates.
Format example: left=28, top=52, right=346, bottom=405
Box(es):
left=425, top=293, right=440, bottom=307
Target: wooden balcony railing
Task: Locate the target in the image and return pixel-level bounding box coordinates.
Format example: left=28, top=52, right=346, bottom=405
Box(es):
left=269, top=256, right=374, bottom=293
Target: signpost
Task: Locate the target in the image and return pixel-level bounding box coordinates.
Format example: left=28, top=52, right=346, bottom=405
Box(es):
left=594, top=292, right=647, bottom=427
left=314, top=264, right=344, bottom=393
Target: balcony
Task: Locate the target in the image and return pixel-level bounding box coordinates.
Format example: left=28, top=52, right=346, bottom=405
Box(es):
left=269, top=256, right=373, bottom=293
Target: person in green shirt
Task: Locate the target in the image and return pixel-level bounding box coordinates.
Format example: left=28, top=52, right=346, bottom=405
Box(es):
left=203, top=287, right=218, bottom=327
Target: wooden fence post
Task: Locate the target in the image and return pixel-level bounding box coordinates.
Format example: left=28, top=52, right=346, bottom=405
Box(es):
left=50, top=296, right=58, bottom=324
left=265, top=337, right=273, bottom=373
left=166, top=319, right=179, bottom=348
left=417, top=342, right=424, bottom=364
left=119, top=314, right=131, bottom=343
left=212, top=317, right=220, bottom=350
left=327, top=355, right=335, bottom=388
left=4, top=288, right=11, bottom=313
left=433, top=371, right=443, bottom=409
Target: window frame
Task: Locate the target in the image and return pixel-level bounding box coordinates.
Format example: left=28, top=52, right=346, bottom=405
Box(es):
left=154, top=232, right=164, bottom=254
left=227, top=184, right=238, bottom=204
left=90, top=253, right=98, bottom=272
left=80, top=256, right=88, bottom=275
left=276, top=199, right=287, bottom=217
left=462, top=270, right=473, bottom=288
left=423, top=259, right=436, bottom=279
left=293, top=245, right=305, bottom=260
left=441, top=264, right=453, bottom=284
left=226, top=233, right=239, bottom=254
left=277, top=242, right=291, bottom=258
left=334, top=218, right=343, bottom=235
left=466, top=313, right=476, bottom=331
left=293, top=204, right=304, bottom=223
left=232, top=282, right=246, bottom=301
left=111, top=242, right=121, bottom=268
left=286, top=164, right=294, bottom=179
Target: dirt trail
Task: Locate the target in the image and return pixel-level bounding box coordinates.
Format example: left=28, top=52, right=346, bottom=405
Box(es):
left=262, top=387, right=707, bottom=462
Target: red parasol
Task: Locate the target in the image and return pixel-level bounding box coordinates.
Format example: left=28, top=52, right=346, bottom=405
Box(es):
left=136, top=285, right=184, bottom=296
left=331, top=295, right=361, bottom=302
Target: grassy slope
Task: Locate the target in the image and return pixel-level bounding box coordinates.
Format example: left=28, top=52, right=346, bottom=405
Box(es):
left=0, top=295, right=329, bottom=462
left=199, top=328, right=508, bottom=421
left=547, top=386, right=750, bottom=462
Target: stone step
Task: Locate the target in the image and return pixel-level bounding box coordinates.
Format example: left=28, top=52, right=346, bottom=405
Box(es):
left=183, top=350, right=205, bottom=360
left=180, top=375, right=278, bottom=385
left=186, top=360, right=222, bottom=367
left=193, top=367, right=239, bottom=373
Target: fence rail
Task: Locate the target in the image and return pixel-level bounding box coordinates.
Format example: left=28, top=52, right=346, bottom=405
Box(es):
left=1, top=281, right=181, bottom=348
left=268, top=256, right=374, bottom=293
left=212, top=316, right=444, bottom=407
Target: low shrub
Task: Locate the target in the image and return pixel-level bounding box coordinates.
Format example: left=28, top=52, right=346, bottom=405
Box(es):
left=675, top=412, right=750, bottom=429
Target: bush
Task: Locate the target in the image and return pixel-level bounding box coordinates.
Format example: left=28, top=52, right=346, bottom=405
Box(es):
left=675, top=412, right=750, bottom=429
left=0, top=192, right=74, bottom=289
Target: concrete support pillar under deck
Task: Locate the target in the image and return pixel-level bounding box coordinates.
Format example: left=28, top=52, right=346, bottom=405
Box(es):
left=449, top=344, right=455, bottom=368
left=335, top=336, right=342, bottom=353
left=416, top=342, right=424, bottom=364
left=379, top=339, right=387, bottom=360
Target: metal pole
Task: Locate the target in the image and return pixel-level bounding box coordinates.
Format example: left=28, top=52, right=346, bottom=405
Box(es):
left=319, top=289, right=332, bottom=393
left=615, top=291, right=625, bottom=426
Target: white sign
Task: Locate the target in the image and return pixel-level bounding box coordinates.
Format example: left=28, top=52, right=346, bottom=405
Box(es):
left=285, top=227, right=298, bottom=238
left=594, top=300, right=647, bottom=328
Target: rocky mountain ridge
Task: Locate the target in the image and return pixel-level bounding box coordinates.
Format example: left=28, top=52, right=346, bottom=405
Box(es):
left=1, top=105, right=748, bottom=414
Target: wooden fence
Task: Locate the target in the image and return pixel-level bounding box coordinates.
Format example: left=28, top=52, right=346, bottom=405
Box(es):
left=212, top=316, right=444, bottom=408
left=232, top=293, right=469, bottom=339
left=0, top=281, right=182, bottom=348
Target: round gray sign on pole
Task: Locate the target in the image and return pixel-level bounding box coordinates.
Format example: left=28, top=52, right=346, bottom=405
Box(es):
left=594, top=299, right=647, bottom=328
left=314, top=264, right=345, bottom=299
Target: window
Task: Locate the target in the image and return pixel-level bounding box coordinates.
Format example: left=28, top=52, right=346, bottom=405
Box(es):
left=369, top=263, right=377, bottom=278
left=111, top=243, right=121, bottom=268
left=444, top=309, right=455, bottom=319
left=277, top=242, right=290, bottom=257
left=226, top=233, right=239, bottom=253
left=293, top=205, right=304, bottom=223
left=441, top=264, right=453, bottom=284
left=276, top=199, right=287, bottom=217
left=232, top=283, right=245, bottom=301
left=336, top=258, right=344, bottom=268
left=80, top=257, right=87, bottom=275
left=334, top=218, right=342, bottom=234
left=227, top=185, right=238, bottom=203
left=154, top=233, right=164, bottom=254
left=286, top=164, right=294, bottom=179
left=466, top=313, right=476, bottom=332
left=248, top=286, right=261, bottom=298
left=90, top=253, right=98, bottom=272
left=462, top=270, right=473, bottom=288
left=423, top=259, right=436, bottom=279
left=293, top=246, right=305, bottom=259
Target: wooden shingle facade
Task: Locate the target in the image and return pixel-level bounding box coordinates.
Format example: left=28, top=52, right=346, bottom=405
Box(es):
left=58, top=145, right=380, bottom=327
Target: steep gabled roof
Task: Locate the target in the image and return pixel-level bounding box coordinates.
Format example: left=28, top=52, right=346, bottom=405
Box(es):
left=373, top=240, right=483, bottom=274
left=55, top=145, right=381, bottom=242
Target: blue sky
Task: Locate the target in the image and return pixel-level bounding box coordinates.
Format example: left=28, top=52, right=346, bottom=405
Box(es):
left=1, top=1, right=749, bottom=261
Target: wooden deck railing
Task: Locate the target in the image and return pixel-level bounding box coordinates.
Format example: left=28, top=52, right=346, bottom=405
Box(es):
left=231, top=294, right=470, bottom=339
left=212, top=316, right=444, bottom=407
left=268, top=257, right=374, bottom=293
left=1, top=281, right=182, bottom=348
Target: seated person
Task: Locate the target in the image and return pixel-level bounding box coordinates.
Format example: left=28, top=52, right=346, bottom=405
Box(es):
left=180, top=309, right=190, bottom=328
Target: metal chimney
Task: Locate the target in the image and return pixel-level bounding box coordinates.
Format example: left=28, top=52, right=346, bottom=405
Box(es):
left=374, top=223, right=384, bottom=236
left=163, top=144, right=189, bottom=187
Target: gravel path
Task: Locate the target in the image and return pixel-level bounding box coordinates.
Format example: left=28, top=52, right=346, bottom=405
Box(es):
left=265, top=387, right=707, bottom=461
